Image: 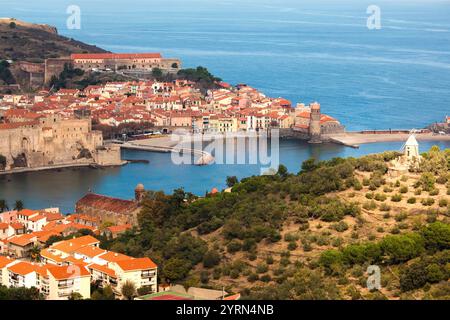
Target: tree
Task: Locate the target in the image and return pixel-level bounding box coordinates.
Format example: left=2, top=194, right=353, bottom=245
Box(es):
left=152, top=68, right=163, bottom=80
left=203, top=250, right=221, bottom=268
left=163, top=258, right=191, bottom=282
left=226, top=176, right=238, bottom=188
left=14, top=200, right=24, bottom=211
left=121, top=280, right=136, bottom=300
left=301, top=158, right=317, bottom=173
left=0, top=154, right=6, bottom=170
left=9, top=22, right=16, bottom=29
left=421, top=222, right=450, bottom=251
left=380, top=233, right=425, bottom=263
left=30, top=245, right=41, bottom=262
left=0, top=60, right=15, bottom=85
left=68, top=292, right=84, bottom=300
left=277, top=164, right=288, bottom=178
left=0, top=200, right=8, bottom=212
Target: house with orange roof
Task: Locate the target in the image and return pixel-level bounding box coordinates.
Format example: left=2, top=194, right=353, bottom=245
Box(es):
left=8, top=222, right=26, bottom=236
left=0, top=256, right=17, bottom=286
left=7, top=233, right=38, bottom=258
left=102, top=224, right=132, bottom=239
left=45, top=264, right=91, bottom=300
left=73, top=245, right=106, bottom=264
left=49, top=235, right=100, bottom=256
left=0, top=222, right=9, bottom=240
left=108, top=257, right=158, bottom=295
left=7, top=261, right=40, bottom=288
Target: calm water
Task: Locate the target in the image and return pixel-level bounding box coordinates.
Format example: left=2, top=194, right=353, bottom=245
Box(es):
left=1, top=0, right=450, bottom=211
left=1, top=140, right=450, bottom=213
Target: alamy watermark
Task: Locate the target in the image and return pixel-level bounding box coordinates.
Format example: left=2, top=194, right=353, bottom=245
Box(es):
left=66, top=5, right=81, bottom=30
left=367, top=265, right=381, bottom=290
left=367, top=5, right=381, bottom=30
left=170, top=129, right=280, bottom=175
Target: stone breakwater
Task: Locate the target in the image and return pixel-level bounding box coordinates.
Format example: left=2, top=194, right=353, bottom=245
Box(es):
left=324, top=132, right=450, bottom=148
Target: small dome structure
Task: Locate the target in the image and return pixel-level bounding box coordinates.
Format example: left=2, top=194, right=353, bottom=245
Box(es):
left=135, top=183, right=145, bottom=191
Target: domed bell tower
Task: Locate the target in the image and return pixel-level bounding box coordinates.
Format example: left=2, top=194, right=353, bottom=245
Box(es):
left=309, top=102, right=322, bottom=144
left=135, top=183, right=146, bottom=203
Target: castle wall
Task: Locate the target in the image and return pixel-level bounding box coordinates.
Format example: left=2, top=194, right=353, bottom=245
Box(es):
left=0, top=116, right=121, bottom=170
left=44, top=58, right=72, bottom=84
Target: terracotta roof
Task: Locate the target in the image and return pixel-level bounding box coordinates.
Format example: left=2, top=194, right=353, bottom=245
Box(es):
left=0, top=256, right=14, bottom=268
left=43, top=212, right=64, bottom=221
left=50, top=235, right=100, bottom=254
left=76, top=193, right=138, bottom=214
left=28, top=214, right=46, bottom=222
left=106, top=224, right=132, bottom=234
left=89, top=263, right=117, bottom=278
left=47, top=264, right=90, bottom=280
left=17, top=209, right=38, bottom=217
left=8, top=262, right=37, bottom=275
left=10, top=222, right=25, bottom=230
left=71, top=53, right=162, bottom=60
left=0, top=223, right=8, bottom=230
left=115, top=257, right=157, bottom=271
left=8, top=234, right=35, bottom=247
left=75, top=245, right=106, bottom=258
left=0, top=121, right=39, bottom=130
left=99, top=251, right=132, bottom=263
left=40, top=248, right=65, bottom=263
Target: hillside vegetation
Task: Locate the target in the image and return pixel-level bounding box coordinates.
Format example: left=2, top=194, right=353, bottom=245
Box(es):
left=101, top=146, right=450, bottom=300
left=0, top=18, right=106, bottom=62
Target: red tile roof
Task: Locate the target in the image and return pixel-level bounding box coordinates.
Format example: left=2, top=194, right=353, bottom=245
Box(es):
left=47, top=264, right=90, bottom=280
left=71, top=53, right=162, bottom=60
left=76, top=193, right=138, bottom=214
left=115, top=257, right=157, bottom=271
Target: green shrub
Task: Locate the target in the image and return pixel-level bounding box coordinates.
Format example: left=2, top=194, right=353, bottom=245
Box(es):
left=380, top=233, right=425, bottom=263
left=287, top=241, right=297, bottom=251
left=399, top=186, right=408, bottom=194
left=438, top=198, right=448, bottom=207
left=256, top=263, right=269, bottom=274
left=407, top=197, right=417, bottom=204
left=391, top=194, right=403, bottom=202
left=429, top=189, right=439, bottom=196
left=227, top=240, right=242, bottom=253
left=331, top=221, right=349, bottom=233
left=421, top=198, right=435, bottom=206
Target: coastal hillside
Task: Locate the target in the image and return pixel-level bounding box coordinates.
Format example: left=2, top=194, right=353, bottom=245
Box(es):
left=0, top=18, right=107, bottom=62
left=102, top=147, right=450, bottom=300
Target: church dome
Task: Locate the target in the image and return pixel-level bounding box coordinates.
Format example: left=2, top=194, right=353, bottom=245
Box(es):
left=135, top=183, right=145, bottom=191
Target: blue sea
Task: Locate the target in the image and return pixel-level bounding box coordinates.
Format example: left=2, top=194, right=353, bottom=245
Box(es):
left=1, top=0, right=450, bottom=212
left=2, top=0, right=450, bottom=130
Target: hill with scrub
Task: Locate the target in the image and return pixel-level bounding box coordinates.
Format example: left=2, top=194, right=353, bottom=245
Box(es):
left=99, top=146, right=450, bottom=300
left=0, top=18, right=106, bottom=62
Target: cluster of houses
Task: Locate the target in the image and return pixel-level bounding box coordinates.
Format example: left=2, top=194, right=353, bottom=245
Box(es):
left=0, top=206, right=156, bottom=300
left=0, top=79, right=343, bottom=139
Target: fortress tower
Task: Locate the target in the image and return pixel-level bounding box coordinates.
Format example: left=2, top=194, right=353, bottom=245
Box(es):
left=309, top=102, right=322, bottom=143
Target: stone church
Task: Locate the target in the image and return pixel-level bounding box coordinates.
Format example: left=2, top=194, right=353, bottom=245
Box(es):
left=75, top=184, right=146, bottom=226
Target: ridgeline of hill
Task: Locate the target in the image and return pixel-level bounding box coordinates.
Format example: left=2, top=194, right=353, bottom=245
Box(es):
left=0, top=18, right=107, bottom=62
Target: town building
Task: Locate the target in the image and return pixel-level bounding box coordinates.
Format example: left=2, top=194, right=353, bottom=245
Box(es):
left=71, top=53, right=181, bottom=73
